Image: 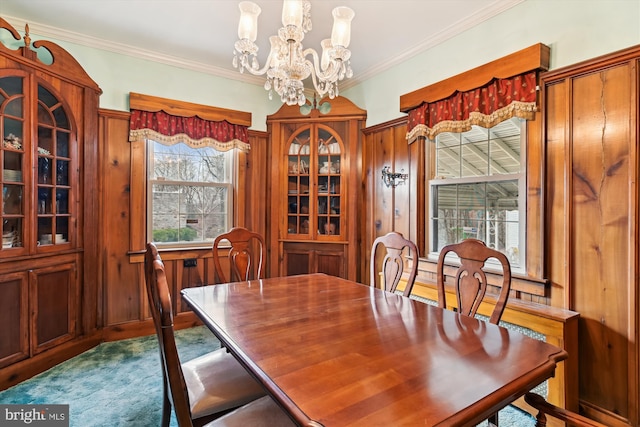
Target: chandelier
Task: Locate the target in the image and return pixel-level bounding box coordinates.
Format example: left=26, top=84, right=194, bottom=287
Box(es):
left=233, top=0, right=355, bottom=106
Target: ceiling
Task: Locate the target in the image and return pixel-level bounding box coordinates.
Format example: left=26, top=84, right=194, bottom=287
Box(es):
left=1, top=0, right=523, bottom=91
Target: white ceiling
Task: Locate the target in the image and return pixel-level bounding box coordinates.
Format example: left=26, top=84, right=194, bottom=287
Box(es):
left=1, top=0, right=524, bottom=90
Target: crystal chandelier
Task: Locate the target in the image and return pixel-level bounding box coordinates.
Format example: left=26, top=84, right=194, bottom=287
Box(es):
left=233, top=0, right=355, bottom=106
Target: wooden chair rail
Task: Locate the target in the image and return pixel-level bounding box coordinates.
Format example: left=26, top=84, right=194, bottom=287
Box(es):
left=422, top=257, right=547, bottom=297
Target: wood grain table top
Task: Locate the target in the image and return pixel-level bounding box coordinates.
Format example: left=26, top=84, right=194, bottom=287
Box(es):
left=182, top=273, right=567, bottom=427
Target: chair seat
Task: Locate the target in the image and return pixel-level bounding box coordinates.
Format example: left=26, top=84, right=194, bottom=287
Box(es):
left=184, top=348, right=267, bottom=419
left=206, top=396, right=296, bottom=427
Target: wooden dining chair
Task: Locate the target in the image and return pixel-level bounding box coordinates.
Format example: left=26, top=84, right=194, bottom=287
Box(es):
left=212, top=227, right=265, bottom=283
left=436, top=238, right=512, bottom=427
left=524, top=393, right=608, bottom=427
left=144, top=243, right=271, bottom=427
left=370, top=231, right=419, bottom=297
left=436, top=238, right=512, bottom=325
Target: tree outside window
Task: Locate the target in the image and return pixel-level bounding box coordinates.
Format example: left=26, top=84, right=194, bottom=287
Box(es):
left=148, top=141, right=234, bottom=245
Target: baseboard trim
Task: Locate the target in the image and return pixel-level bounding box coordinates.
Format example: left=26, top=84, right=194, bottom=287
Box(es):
left=102, top=312, right=203, bottom=342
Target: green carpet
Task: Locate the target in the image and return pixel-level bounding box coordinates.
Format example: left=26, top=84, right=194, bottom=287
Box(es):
left=0, top=327, right=219, bottom=426
left=0, top=326, right=535, bottom=426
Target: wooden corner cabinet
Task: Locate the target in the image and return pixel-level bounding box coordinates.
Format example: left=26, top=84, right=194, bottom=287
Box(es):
left=0, top=18, right=101, bottom=387
left=266, top=96, right=366, bottom=280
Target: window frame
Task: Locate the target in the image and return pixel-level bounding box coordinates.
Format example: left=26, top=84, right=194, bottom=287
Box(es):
left=427, top=119, right=527, bottom=274
left=146, top=140, right=236, bottom=248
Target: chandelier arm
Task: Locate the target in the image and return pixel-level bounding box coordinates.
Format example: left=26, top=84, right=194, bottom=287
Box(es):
left=301, top=48, right=327, bottom=97
left=243, top=48, right=278, bottom=76
left=302, top=47, right=339, bottom=98
left=302, top=48, right=333, bottom=81
left=305, top=48, right=346, bottom=86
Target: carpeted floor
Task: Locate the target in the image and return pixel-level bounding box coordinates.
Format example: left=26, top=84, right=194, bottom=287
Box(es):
left=0, top=327, right=218, bottom=426
left=0, top=326, right=535, bottom=426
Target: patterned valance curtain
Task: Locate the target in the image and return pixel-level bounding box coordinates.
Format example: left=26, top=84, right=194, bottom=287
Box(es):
left=406, top=71, right=538, bottom=143
left=128, top=109, right=251, bottom=153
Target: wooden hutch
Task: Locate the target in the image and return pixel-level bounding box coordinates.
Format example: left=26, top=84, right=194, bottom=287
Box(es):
left=0, top=18, right=101, bottom=388
left=266, top=96, right=366, bottom=281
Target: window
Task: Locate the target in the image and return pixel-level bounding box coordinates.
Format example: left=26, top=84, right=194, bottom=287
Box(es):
left=148, top=140, right=234, bottom=246
left=429, top=117, right=525, bottom=270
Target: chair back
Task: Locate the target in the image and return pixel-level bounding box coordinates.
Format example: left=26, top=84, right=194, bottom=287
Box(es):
left=436, top=238, right=511, bottom=324
left=370, top=231, right=419, bottom=297
left=145, top=242, right=194, bottom=427
left=213, top=227, right=266, bottom=283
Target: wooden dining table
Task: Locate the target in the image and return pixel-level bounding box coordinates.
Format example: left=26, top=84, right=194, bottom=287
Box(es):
left=181, top=273, right=568, bottom=427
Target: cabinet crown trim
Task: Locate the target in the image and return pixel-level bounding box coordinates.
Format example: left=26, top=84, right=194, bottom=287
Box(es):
left=0, top=16, right=102, bottom=93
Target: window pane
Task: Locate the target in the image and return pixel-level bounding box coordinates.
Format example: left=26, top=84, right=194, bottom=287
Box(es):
left=0, top=76, right=23, bottom=97
left=201, top=186, right=229, bottom=240
left=152, top=184, right=180, bottom=242
left=432, top=185, right=458, bottom=251
left=486, top=182, right=520, bottom=265
left=436, top=134, right=460, bottom=178
left=152, top=142, right=231, bottom=183
left=460, top=126, right=487, bottom=178
left=458, top=182, right=486, bottom=240
left=436, top=147, right=460, bottom=178
left=489, top=119, right=521, bottom=174
left=461, top=140, right=488, bottom=177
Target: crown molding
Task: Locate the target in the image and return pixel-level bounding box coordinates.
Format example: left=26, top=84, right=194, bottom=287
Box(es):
left=3, top=14, right=264, bottom=87
left=339, top=0, right=525, bottom=91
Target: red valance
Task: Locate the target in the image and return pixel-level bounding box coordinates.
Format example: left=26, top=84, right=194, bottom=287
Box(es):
left=406, top=71, right=538, bottom=143
left=128, top=109, right=250, bottom=152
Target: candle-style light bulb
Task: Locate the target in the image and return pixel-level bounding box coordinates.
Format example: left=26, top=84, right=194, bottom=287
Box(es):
left=282, top=0, right=303, bottom=27
left=238, top=1, right=261, bottom=41
left=330, top=7, right=355, bottom=48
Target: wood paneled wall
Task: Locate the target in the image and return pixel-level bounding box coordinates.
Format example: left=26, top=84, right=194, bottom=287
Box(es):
left=361, top=118, right=423, bottom=284
left=542, top=45, right=640, bottom=427
left=99, top=110, right=138, bottom=327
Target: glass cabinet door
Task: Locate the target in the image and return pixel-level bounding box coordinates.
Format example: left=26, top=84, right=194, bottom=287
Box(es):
left=36, top=84, right=72, bottom=247
left=1, top=76, right=25, bottom=251
left=1, top=77, right=74, bottom=253
left=316, top=127, right=341, bottom=236
left=286, top=125, right=343, bottom=238
left=287, top=128, right=311, bottom=236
